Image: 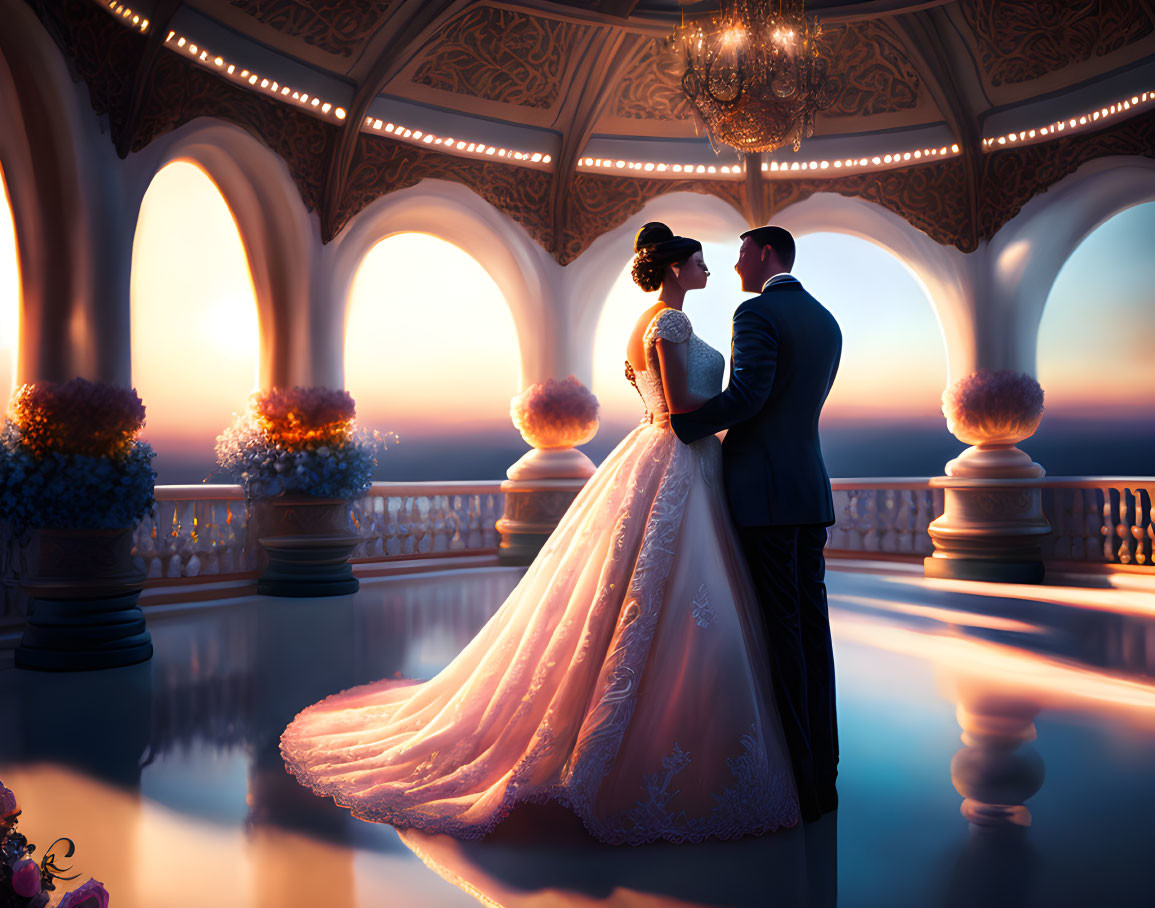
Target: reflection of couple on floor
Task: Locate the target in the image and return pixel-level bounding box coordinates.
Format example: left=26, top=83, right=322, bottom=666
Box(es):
left=282, top=221, right=842, bottom=850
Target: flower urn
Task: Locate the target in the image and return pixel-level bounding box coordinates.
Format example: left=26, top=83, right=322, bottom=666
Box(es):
left=16, top=526, right=152, bottom=671
left=925, top=370, right=1051, bottom=584
left=249, top=496, right=369, bottom=597
left=498, top=377, right=600, bottom=565
left=0, top=379, right=157, bottom=671
left=216, top=387, right=388, bottom=597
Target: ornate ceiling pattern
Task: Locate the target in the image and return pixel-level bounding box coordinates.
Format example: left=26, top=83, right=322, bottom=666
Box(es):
left=134, top=53, right=337, bottom=213
left=42, top=0, right=139, bottom=140
left=24, top=0, right=1155, bottom=265
left=226, top=0, right=394, bottom=58
left=338, top=133, right=555, bottom=246
left=612, top=40, right=692, bottom=122
left=562, top=173, right=746, bottom=264
left=977, top=110, right=1155, bottom=238
left=818, top=21, right=922, bottom=117
left=411, top=5, right=585, bottom=109
left=960, top=0, right=1154, bottom=87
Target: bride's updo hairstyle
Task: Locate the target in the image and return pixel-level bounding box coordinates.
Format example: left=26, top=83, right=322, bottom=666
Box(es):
left=631, top=222, right=703, bottom=292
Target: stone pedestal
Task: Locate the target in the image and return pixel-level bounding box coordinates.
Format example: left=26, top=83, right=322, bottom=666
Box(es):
left=16, top=527, right=152, bottom=671
left=925, top=444, right=1050, bottom=584
left=496, top=446, right=594, bottom=566
left=250, top=497, right=366, bottom=597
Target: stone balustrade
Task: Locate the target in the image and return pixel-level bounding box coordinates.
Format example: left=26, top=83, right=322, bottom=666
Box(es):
left=1039, top=479, right=1155, bottom=567
left=827, top=480, right=944, bottom=559
left=350, top=483, right=503, bottom=560
left=136, top=486, right=254, bottom=580
left=827, top=477, right=1155, bottom=572
left=132, top=477, right=1155, bottom=578
left=133, top=482, right=506, bottom=582
left=4, top=477, right=1153, bottom=627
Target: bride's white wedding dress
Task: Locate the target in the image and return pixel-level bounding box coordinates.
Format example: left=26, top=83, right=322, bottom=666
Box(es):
left=281, top=308, right=800, bottom=845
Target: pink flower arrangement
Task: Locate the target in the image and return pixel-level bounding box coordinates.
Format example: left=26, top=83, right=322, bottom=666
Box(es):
left=216, top=387, right=391, bottom=500
left=942, top=369, right=1045, bottom=446
left=511, top=376, right=600, bottom=449
left=7, top=378, right=146, bottom=458
left=58, top=878, right=110, bottom=908
left=251, top=387, right=357, bottom=443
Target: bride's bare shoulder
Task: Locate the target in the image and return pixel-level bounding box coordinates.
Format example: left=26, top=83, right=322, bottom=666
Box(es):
left=626, top=304, right=669, bottom=371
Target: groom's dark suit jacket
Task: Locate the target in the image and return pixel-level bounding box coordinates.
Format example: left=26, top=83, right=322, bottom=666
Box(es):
left=671, top=276, right=842, bottom=527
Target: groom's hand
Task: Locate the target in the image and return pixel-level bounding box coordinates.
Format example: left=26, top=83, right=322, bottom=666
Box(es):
left=671, top=302, right=779, bottom=445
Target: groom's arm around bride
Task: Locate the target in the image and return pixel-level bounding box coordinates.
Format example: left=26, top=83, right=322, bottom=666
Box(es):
left=669, top=225, right=842, bottom=823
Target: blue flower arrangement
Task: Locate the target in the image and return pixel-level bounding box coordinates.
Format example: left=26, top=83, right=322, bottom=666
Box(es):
left=215, top=387, right=391, bottom=501
left=0, top=380, right=156, bottom=534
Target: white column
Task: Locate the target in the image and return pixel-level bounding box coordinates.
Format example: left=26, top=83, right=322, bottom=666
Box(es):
left=0, top=0, right=135, bottom=387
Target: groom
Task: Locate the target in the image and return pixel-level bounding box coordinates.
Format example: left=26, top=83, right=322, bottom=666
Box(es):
left=671, top=225, right=842, bottom=822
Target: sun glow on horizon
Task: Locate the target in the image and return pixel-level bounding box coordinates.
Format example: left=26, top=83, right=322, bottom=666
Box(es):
left=130, top=161, right=260, bottom=476
left=0, top=166, right=19, bottom=408
left=344, top=233, right=521, bottom=441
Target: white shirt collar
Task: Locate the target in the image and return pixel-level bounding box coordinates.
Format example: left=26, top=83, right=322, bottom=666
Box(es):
left=761, top=272, right=798, bottom=292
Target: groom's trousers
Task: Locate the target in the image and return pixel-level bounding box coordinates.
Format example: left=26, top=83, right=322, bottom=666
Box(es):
left=737, top=524, right=838, bottom=820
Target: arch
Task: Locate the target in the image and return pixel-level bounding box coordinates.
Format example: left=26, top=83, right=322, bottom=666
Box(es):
left=569, top=190, right=973, bottom=387
left=127, top=119, right=319, bottom=389
left=325, top=180, right=558, bottom=390
left=344, top=232, right=525, bottom=479
left=990, top=156, right=1155, bottom=377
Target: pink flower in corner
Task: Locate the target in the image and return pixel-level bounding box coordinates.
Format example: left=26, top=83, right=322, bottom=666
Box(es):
left=0, top=780, right=16, bottom=817
left=58, top=878, right=110, bottom=908
left=11, top=858, right=41, bottom=897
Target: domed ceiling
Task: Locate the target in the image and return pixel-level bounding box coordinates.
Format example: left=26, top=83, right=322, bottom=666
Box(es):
left=31, top=0, right=1155, bottom=261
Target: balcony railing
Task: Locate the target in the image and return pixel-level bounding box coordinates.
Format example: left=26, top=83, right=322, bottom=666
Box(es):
left=2, top=477, right=1152, bottom=625
left=132, top=477, right=1155, bottom=576
left=826, top=478, right=1155, bottom=569
left=827, top=480, right=942, bottom=559
left=134, top=482, right=506, bottom=581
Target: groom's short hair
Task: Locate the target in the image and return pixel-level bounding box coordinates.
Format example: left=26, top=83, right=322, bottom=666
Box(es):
left=740, top=225, right=796, bottom=270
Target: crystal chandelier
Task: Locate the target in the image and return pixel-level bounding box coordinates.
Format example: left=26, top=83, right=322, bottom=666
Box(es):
left=667, top=0, right=834, bottom=154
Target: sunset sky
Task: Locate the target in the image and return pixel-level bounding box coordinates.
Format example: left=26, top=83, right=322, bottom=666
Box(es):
left=344, top=231, right=522, bottom=434
left=130, top=161, right=261, bottom=463
left=0, top=161, right=1151, bottom=479
left=0, top=170, right=17, bottom=405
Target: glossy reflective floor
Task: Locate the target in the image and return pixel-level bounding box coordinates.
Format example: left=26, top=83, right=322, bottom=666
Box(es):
left=2, top=565, right=1154, bottom=907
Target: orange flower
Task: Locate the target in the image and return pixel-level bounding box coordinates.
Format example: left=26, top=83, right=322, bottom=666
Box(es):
left=7, top=379, right=146, bottom=459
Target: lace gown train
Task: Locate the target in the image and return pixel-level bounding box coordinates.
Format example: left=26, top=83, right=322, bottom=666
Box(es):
left=281, top=308, right=800, bottom=845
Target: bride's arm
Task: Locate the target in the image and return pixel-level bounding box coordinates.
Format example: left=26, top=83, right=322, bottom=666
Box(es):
left=655, top=337, right=710, bottom=414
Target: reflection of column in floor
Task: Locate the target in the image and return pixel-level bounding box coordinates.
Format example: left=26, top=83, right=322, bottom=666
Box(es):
left=945, top=686, right=1044, bottom=906
left=8, top=663, right=153, bottom=905
left=951, top=690, right=1044, bottom=827
left=248, top=597, right=362, bottom=908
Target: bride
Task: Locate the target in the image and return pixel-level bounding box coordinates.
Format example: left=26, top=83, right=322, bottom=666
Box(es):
left=281, top=222, right=800, bottom=845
